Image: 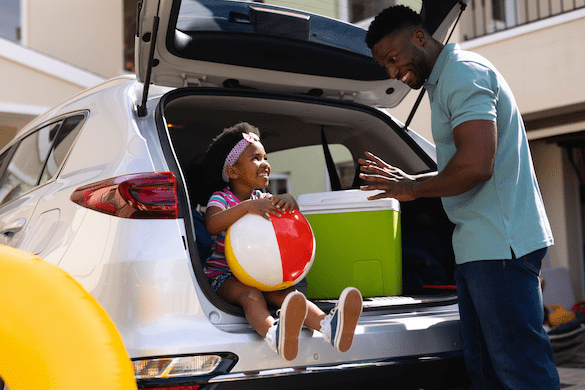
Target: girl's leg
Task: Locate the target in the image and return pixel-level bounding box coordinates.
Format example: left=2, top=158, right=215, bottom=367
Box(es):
left=264, top=288, right=325, bottom=330
left=221, top=282, right=307, bottom=361
left=217, top=277, right=274, bottom=337
left=320, top=287, right=362, bottom=353
left=266, top=287, right=363, bottom=353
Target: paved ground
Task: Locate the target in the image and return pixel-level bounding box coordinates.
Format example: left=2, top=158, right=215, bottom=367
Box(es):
left=559, top=367, right=585, bottom=389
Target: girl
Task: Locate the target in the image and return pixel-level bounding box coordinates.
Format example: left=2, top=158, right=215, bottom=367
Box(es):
left=202, top=122, right=363, bottom=361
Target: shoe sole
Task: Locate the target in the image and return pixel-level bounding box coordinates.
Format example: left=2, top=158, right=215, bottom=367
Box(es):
left=335, top=288, right=363, bottom=353
left=278, top=291, right=308, bottom=361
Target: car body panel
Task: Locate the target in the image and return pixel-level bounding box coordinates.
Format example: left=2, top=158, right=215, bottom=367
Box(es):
left=0, top=188, right=49, bottom=248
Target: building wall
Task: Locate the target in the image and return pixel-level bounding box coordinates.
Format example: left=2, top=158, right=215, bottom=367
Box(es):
left=265, top=0, right=341, bottom=20
left=0, top=34, right=106, bottom=147
left=25, top=0, right=124, bottom=78
left=532, top=141, right=585, bottom=300
left=460, top=11, right=585, bottom=117
left=0, top=55, right=83, bottom=109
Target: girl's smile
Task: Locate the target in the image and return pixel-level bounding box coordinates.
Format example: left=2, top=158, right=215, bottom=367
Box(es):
left=231, top=141, right=271, bottom=189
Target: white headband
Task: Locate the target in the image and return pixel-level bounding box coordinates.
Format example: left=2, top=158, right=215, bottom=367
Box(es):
left=222, top=132, right=260, bottom=182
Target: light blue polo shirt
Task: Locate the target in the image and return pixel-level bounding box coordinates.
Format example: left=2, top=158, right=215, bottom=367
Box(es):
left=423, top=43, right=553, bottom=264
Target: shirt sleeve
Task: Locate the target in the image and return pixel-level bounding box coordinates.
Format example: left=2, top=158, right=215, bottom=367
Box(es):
left=207, top=191, right=228, bottom=210
left=252, top=190, right=272, bottom=199
left=439, top=60, right=499, bottom=129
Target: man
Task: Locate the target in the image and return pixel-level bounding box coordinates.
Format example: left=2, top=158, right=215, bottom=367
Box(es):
left=359, top=5, right=560, bottom=389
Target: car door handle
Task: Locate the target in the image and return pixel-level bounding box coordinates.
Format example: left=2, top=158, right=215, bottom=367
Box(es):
left=0, top=219, right=26, bottom=238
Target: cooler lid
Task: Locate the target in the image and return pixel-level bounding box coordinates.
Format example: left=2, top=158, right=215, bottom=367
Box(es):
left=297, top=190, right=400, bottom=214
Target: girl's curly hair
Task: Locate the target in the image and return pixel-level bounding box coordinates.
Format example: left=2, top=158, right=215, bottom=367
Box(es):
left=203, top=122, right=261, bottom=193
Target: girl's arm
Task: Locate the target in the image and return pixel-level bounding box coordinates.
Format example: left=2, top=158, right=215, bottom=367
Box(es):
left=204, top=198, right=283, bottom=235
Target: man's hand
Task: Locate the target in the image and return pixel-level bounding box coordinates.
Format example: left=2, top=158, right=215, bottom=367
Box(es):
left=358, top=119, right=497, bottom=202
left=358, top=152, right=419, bottom=201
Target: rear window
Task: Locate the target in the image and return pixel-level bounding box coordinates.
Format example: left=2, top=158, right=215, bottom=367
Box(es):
left=168, top=0, right=389, bottom=81
left=268, top=144, right=353, bottom=197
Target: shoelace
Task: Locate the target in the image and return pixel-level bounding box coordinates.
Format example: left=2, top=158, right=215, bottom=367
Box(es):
left=322, top=307, right=337, bottom=324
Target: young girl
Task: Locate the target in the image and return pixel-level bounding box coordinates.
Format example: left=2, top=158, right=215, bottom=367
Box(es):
left=203, top=122, right=363, bottom=361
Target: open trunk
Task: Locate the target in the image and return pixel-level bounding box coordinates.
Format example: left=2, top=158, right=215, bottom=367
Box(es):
left=158, top=88, right=457, bottom=316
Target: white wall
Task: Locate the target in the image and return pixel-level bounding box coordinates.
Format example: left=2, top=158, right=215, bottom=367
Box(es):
left=25, top=0, right=124, bottom=78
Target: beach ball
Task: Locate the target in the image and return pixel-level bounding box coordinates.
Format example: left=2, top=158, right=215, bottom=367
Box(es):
left=225, top=209, right=315, bottom=291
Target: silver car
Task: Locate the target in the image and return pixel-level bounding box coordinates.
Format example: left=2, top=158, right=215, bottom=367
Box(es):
left=0, top=0, right=470, bottom=388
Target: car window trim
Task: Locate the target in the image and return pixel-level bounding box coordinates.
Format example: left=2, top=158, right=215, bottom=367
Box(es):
left=37, top=113, right=88, bottom=186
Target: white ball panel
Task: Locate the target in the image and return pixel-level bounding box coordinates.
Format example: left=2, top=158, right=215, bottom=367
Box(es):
left=229, top=214, right=283, bottom=286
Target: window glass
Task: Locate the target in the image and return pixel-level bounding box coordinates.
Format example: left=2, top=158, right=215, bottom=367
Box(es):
left=268, top=144, right=353, bottom=197
left=40, top=115, right=85, bottom=184
left=349, top=0, right=421, bottom=23
left=0, top=122, right=62, bottom=206
left=266, top=172, right=291, bottom=195
left=176, top=0, right=374, bottom=56
left=124, top=0, right=138, bottom=71
left=0, top=150, right=13, bottom=186
left=0, top=0, right=21, bottom=42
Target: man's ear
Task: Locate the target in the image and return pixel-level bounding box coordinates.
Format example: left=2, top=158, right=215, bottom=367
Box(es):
left=412, top=28, right=426, bottom=46
left=226, top=165, right=239, bottom=180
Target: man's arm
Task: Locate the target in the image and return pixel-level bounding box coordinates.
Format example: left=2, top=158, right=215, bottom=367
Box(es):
left=359, top=120, right=497, bottom=201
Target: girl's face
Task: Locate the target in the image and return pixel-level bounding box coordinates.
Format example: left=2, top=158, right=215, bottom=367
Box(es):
left=231, top=141, right=271, bottom=189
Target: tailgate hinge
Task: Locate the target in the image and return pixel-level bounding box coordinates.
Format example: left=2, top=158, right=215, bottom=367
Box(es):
left=182, top=74, right=208, bottom=88
left=339, top=91, right=357, bottom=102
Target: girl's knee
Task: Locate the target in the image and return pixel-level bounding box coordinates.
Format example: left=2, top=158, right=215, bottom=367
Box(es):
left=237, top=287, right=265, bottom=306
left=265, top=288, right=299, bottom=306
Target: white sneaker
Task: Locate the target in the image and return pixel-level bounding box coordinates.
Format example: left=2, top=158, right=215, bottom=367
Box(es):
left=321, top=287, right=362, bottom=352
left=267, top=290, right=307, bottom=361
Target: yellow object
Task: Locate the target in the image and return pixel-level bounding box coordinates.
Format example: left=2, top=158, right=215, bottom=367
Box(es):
left=0, top=245, right=137, bottom=390
left=546, top=304, right=577, bottom=328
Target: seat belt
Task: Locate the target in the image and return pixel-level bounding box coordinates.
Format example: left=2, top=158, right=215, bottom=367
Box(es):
left=321, top=126, right=342, bottom=191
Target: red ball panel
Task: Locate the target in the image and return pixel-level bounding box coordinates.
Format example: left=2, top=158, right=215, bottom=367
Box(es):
left=271, top=209, right=315, bottom=282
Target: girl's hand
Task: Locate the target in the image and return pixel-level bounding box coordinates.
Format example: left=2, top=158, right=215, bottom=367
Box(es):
left=271, top=194, right=298, bottom=213
left=245, top=198, right=282, bottom=220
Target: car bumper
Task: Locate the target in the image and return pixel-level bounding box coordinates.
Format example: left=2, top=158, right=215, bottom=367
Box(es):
left=137, top=352, right=470, bottom=389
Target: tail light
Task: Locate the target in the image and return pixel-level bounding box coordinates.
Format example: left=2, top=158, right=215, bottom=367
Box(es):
left=132, top=354, right=238, bottom=389
left=71, top=172, right=178, bottom=219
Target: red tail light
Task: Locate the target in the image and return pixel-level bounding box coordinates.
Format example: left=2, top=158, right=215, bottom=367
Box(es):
left=71, top=172, right=178, bottom=219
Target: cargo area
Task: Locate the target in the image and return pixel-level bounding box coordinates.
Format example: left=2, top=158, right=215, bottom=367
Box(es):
left=160, top=89, right=457, bottom=313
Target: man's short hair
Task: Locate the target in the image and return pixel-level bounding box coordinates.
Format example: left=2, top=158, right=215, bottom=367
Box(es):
left=365, top=5, right=423, bottom=49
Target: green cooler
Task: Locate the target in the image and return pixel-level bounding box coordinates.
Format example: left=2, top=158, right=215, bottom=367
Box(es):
left=297, top=190, right=401, bottom=299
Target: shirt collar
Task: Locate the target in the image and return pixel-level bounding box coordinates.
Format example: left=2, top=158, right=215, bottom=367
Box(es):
left=424, top=43, right=459, bottom=89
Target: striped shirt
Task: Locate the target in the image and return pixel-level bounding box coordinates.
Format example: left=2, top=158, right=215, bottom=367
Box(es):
left=204, top=188, right=271, bottom=278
